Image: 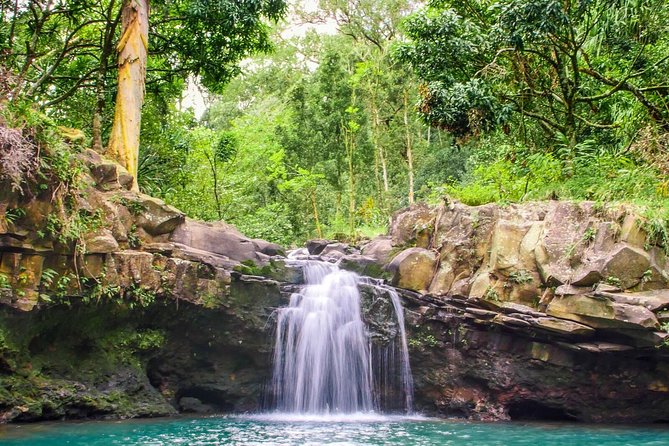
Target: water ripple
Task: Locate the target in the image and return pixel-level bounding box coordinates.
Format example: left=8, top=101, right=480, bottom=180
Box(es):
left=1, top=416, right=669, bottom=446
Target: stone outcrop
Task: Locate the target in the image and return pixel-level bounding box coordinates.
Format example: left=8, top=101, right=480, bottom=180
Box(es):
left=0, top=149, right=285, bottom=422
left=4, top=145, right=669, bottom=425
left=400, top=290, right=669, bottom=422
left=333, top=200, right=669, bottom=422
left=357, top=201, right=669, bottom=344
left=0, top=149, right=281, bottom=314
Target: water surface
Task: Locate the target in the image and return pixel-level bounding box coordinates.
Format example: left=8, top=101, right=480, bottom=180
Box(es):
left=1, top=415, right=669, bottom=445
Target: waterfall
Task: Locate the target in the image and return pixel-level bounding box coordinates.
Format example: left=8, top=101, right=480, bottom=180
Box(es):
left=270, top=255, right=413, bottom=415
left=382, top=284, right=414, bottom=411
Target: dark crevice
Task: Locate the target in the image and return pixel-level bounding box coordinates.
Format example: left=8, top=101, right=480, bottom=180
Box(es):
left=176, top=387, right=235, bottom=412
left=507, top=400, right=580, bottom=421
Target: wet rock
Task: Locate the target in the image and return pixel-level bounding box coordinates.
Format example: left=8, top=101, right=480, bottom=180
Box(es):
left=178, top=397, right=217, bottom=414
left=339, top=254, right=386, bottom=279
left=305, top=239, right=332, bottom=255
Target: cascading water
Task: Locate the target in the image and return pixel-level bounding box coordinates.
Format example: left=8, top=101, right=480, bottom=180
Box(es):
left=270, top=252, right=413, bottom=415
left=368, top=279, right=414, bottom=412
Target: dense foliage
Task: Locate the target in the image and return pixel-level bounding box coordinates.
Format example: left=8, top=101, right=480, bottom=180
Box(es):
left=0, top=0, right=286, bottom=146
left=396, top=0, right=668, bottom=229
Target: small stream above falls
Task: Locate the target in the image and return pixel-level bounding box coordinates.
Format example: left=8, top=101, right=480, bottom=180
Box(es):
left=269, top=250, right=414, bottom=415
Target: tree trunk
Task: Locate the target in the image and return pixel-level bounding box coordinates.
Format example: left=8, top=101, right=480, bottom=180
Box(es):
left=310, top=189, right=322, bottom=239
left=345, top=128, right=356, bottom=238
left=370, top=96, right=389, bottom=196
left=106, top=0, right=149, bottom=191
left=403, top=89, right=414, bottom=205
left=204, top=152, right=222, bottom=219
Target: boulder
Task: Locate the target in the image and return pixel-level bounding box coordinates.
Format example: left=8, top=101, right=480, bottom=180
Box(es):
left=80, top=149, right=133, bottom=190
left=620, top=214, right=647, bottom=248
left=488, top=221, right=533, bottom=271
left=320, top=243, right=350, bottom=258
left=360, top=236, right=395, bottom=264
left=252, top=239, right=284, bottom=256
left=390, top=203, right=436, bottom=246
left=339, top=254, right=386, bottom=278
left=170, top=219, right=259, bottom=263
left=387, top=247, right=437, bottom=292
left=468, top=271, right=494, bottom=299
left=134, top=196, right=186, bottom=236
left=571, top=244, right=651, bottom=290
left=305, top=239, right=332, bottom=255
left=109, top=251, right=162, bottom=289
left=535, top=202, right=591, bottom=285
left=570, top=265, right=604, bottom=287
left=81, top=254, right=105, bottom=278
left=84, top=229, right=119, bottom=254
left=600, top=244, right=651, bottom=289
left=170, top=243, right=238, bottom=270
left=429, top=261, right=456, bottom=295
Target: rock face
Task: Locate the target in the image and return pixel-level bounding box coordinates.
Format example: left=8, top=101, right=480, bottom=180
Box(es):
left=335, top=201, right=669, bottom=422
left=0, top=149, right=286, bottom=422
left=373, top=202, right=669, bottom=331
left=402, top=291, right=669, bottom=422
left=4, top=146, right=669, bottom=425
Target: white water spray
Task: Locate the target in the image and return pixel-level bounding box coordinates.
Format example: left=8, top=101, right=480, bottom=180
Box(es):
left=271, top=254, right=413, bottom=415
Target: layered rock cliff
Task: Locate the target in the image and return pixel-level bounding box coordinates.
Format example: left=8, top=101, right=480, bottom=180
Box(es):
left=0, top=149, right=285, bottom=422
left=3, top=145, right=669, bottom=424
left=348, top=201, right=669, bottom=422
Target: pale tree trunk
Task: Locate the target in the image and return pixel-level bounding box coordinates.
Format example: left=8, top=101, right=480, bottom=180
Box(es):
left=106, top=0, right=149, bottom=191
left=344, top=127, right=356, bottom=237
left=403, top=89, right=414, bottom=205
left=370, top=99, right=389, bottom=195
left=310, top=189, right=323, bottom=238
left=370, top=100, right=382, bottom=204
left=204, top=151, right=223, bottom=219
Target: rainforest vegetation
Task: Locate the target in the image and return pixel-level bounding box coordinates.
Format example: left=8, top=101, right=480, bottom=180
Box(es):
left=1, top=0, right=668, bottom=247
